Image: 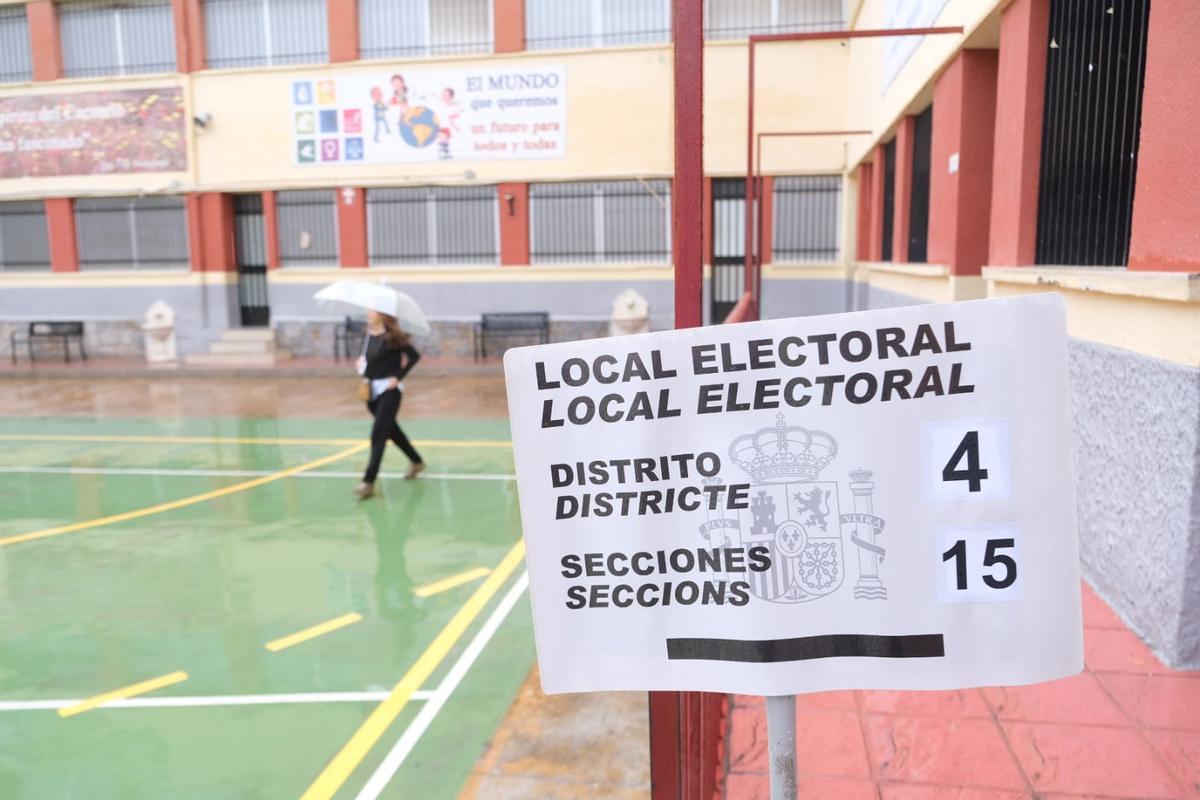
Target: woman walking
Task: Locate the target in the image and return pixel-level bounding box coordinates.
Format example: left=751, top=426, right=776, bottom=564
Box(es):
left=355, top=309, right=425, bottom=499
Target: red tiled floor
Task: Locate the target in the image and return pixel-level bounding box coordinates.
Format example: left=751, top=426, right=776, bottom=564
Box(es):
left=793, top=710, right=872, bottom=779
left=1097, top=672, right=1200, bottom=732
left=1003, top=721, right=1185, bottom=798
left=1081, top=583, right=1127, bottom=630
left=983, top=672, right=1128, bottom=726
left=795, top=690, right=858, bottom=711
left=1084, top=627, right=1169, bottom=674
left=727, top=704, right=767, bottom=773
left=1143, top=730, right=1200, bottom=797
left=879, top=785, right=1029, bottom=799
left=861, top=688, right=992, bottom=718
left=863, top=714, right=1026, bottom=790
left=720, top=583, right=1200, bottom=799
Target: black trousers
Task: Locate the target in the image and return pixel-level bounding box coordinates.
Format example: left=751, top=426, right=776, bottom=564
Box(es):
left=363, top=389, right=422, bottom=483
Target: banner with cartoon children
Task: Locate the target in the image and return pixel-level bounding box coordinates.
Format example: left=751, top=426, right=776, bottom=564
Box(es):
left=290, top=65, right=566, bottom=166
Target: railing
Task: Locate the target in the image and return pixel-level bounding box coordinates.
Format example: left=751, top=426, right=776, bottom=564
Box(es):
left=525, top=0, right=670, bottom=50
left=75, top=196, right=189, bottom=270
left=0, top=6, right=32, bottom=84
left=0, top=202, right=51, bottom=271
left=704, top=0, right=845, bottom=40
left=367, top=186, right=499, bottom=266
left=530, top=180, right=671, bottom=264
left=773, top=175, right=841, bottom=263
left=277, top=190, right=338, bottom=267
left=1035, top=0, right=1150, bottom=266
left=60, top=0, right=176, bottom=78
left=360, top=0, right=493, bottom=59
left=205, top=0, right=329, bottom=69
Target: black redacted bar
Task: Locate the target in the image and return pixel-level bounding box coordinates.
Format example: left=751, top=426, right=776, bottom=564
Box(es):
left=665, top=633, right=946, bottom=663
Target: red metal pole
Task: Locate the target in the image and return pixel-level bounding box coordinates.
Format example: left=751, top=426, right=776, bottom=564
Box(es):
left=672, top=0, right=704, bottom=330
left=743, top=43, right=757, bottom=318
left=653, top=1, right=705, bottom=797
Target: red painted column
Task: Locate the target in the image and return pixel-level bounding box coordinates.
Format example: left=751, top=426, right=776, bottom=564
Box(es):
left=45, top=198, right=78, bottom=272
left=856, top=163, right=873, bottom=262
left=868, top=145, right=886, bottom=261
left=327, top=0, right=359, bottom=63
left=891, top=116, right=915, bottom=263
left=337, top=187, right=368, bottom=268
left=929, top=50, right=999, bottom=276
left=185, top=195, right=205, bottom=270
left=172, top=0, right=206, bottom=72
left=989, top=0, right=1049, bottom=266
left=494, top=0, right=525, bottom=53
left=26, top=0, right=63, bottom=81
left=759, top=176, right=774, bottom=266
left=263, top=191, right=281, bottom=269
left=498, top=183, right=529, bottom=265
left=1127, top=0, right=1200, bottom=271
left=196, top=193, right=236, bottom=271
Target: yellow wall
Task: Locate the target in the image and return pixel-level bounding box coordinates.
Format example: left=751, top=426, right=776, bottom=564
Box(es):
left=843, top=0, right=1005, bottom=167
left=0, top=40, right=858, bottom=198
left=703, top=40, right=850, bottom=176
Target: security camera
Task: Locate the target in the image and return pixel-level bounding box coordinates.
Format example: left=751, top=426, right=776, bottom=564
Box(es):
left=193, top=112, right=212, bottom=128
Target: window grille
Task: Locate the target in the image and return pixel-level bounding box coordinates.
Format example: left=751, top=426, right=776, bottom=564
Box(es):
left=0, top=202, right=51, bottom=271
left=367, top=186, right=498, bottom=266
left=60, top=0, right=176, bottom=78
left=530, top=180, right=671, bottom=264
left=75, top=196, right=189, bottom=269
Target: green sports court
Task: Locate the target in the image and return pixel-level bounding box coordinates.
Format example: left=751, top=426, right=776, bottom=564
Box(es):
left=0, top=412, right=536, bottom=800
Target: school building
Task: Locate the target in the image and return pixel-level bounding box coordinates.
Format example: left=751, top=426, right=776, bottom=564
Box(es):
left=0, top=0, right=1196, bottom=665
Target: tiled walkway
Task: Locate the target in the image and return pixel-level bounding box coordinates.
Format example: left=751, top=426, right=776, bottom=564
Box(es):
left=721, top=583, right=1200, bottom=799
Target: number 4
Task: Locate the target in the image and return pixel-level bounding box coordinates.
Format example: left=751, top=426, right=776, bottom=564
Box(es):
left=942, top=430, right=989, bottom=492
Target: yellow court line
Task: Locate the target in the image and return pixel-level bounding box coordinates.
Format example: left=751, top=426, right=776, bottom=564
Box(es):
left=0, top=443, right=368, bottom=548
left=265, top=613, right=363, bottom=652
left=413, top=567, right=492, bottom=598
left=58, top=671, right=188, bottom=718
left=0, top=434, right=511, bottom=449
left=300, top=540, right=526, bottom=800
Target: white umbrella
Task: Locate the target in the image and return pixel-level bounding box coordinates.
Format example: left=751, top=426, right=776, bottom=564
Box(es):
left=313, top=280, right=431, bottom=337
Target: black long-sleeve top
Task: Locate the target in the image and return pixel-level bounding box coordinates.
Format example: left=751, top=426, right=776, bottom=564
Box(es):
left=363, top=335, right=420, bottom=381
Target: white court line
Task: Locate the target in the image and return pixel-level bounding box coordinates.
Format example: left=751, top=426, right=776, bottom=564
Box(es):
left=0, top=690, right=434, bottom=712
left=354, top=571, right=530, bottom=800
left=0, top=466, right=514, bottom=481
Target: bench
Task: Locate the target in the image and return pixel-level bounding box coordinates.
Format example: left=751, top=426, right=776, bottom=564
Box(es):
left=10, top=321, right=87, bottom=364
left=474, top=312, right=550, bottom=359
left=333, top=316, right=367, bottom=361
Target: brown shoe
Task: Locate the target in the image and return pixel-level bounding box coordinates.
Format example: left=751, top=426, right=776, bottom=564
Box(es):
left=404, top=462, right=426, bottom=480
left=354, top=481, right=375, bottom=499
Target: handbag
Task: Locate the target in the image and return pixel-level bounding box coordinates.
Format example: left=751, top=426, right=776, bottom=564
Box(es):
left=356, top=334, right=371, bottom=402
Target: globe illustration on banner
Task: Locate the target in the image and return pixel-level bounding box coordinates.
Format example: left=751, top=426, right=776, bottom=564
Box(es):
left=399, top=106, right=439, bottom=148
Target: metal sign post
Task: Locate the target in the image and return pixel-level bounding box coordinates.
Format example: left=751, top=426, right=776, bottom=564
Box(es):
left=765, top=695, right=798, bottom=800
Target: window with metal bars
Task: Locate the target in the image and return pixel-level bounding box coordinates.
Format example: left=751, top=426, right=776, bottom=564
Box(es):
left=59, top=0, right=177, bottom=78
left=204, top=0, right=328, bottom=69
left=0, top=7, right=32, bottom=84
left=359, top=0, right=492, bottom=59
left=277, top=190, right=338, bottom=267
left=705, top=0, right=844, bottom=40
left=367, top=186, right=498, bottom=266
left=881, top=139, right=896, bottom=261
left=0, top=202, right=51, bottom=271
left=526, top=0, right=670, bottom=50
left=75, top=196, right=189, bottom=269
left=530, top=180, right=671, bottom=264
left=1035, top=0, right=1149, bottom=266
left=772, top=175, right=841, bottom=263
left=907, top=105, right=932, bottom=263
